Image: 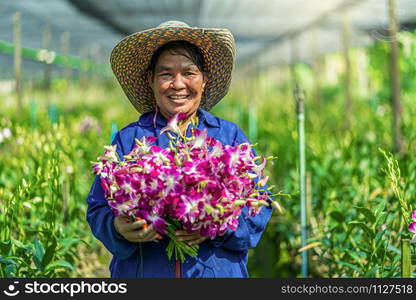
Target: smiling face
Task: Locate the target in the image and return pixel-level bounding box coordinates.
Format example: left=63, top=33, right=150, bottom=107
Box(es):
left=147, top=47, right=207, bottom=121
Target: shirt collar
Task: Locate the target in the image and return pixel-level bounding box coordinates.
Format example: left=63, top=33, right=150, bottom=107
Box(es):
left=137, top=108, right=220, bottom=128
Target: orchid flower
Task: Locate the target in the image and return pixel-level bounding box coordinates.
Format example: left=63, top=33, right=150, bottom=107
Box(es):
left=190, top=128, right=208, bottom=149
left=252, top=156, right=266, bottom=178
left=410, top=209, right=416, bottom=243
left=160, top=112, right=188, bottom=137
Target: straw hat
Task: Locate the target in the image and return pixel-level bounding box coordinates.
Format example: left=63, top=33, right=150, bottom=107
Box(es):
left=110, top=21, right=236, bottom=114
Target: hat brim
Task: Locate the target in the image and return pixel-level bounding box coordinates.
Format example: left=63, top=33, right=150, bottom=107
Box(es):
left=110, top=26, right=236, bottom=114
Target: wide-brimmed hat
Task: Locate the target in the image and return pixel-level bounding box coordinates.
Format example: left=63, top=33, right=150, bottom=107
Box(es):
left=110, top=20, right=236, bottom=114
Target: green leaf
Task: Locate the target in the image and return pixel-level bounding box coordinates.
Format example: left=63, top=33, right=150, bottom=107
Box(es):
left=32, top=239, right=45, bottom=270
left=329, top=211, right=345, bottom=223
left=12, top=240, right=32, bottom=253
left=321, top=237, right=332, bottom=248
left=0, top=241, right=12, bottom=256
left=348, top=221, right=375, bottom=238
left=4, top=264, right=17, bottom=277
left=364, top=266, right=379, bottom=277
left=374, top=229, right=387, bottom=245
left=345, top=249, right=365, bottom=267
left=42, top=238, right=57, bottom=268
left=374, top=201, right=386, bottom=216
left=57, top=238, right=83, bottom=252
left=375, top=212, right=388, bottom=227
left=387, top=244, right=401, bottom=255
left=0, top=256, right=18, bottom=265
left=335, top=260, right=363, bottom=274
left=44, top=260, right=74, bottom=273
left=354, top=206, right=376, bottom=224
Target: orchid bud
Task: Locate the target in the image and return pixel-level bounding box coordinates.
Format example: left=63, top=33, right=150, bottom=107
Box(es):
left=216, top=204, right=225, bottom=215
left=271, top=201, right=283, bottom=213
left=247, top=173, right=257, bottom=179
left=174, top=155, right=182, bottom=166
left=257, top=176, right=269, bottom=187
left=169, top=141, right=176, bottom=151
left=166, top=132, right=176, bottom=140
left=258, top=200, right=269, bottom=206
left=233, top=200, right=246, bottom=207
left=204, top=204, right=215, bottom=215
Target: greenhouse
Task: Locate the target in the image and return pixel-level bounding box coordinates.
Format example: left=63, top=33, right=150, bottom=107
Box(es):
left=0, top=0, right=416, bottom=279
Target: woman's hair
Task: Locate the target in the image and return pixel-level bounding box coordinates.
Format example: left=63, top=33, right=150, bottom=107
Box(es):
left=147, top=41, right=205, bottom=74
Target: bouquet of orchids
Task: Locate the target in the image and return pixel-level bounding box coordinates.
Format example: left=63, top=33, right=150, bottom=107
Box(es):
left=92, top=113, right=282, bottom=262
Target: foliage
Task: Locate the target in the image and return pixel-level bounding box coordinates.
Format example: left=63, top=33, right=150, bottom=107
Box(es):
left=1, top=31, right=416, bottom=278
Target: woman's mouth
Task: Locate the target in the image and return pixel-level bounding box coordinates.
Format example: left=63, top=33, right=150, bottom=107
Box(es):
left=168, top=95, right=190, bottom=101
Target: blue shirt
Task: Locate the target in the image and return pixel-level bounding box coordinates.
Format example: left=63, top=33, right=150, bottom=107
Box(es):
left=86, top=108, right=273, bottom=278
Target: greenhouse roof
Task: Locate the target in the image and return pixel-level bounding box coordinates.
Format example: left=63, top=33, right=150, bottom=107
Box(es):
left=1, top=0, right=416, bottom=78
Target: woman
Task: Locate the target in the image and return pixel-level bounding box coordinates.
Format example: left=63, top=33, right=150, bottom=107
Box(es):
left=86, top=21, right=273, bottom=278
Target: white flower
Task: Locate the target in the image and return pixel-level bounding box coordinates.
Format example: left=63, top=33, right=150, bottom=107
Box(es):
left=65, top=165, right=74, bottom=174
left=121, top=183, right=135, bottom=195
left=2, top=128, right=11, bottom=139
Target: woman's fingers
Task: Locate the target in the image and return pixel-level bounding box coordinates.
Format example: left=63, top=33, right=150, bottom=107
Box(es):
left=175, top=230, right=207, bottom=244
left=114, top=216, right=162, bottom=242
left=114, top=216, right=145, bottom=233
left=127, top=219, right=147, bottom=230
left=175, top=230, right=194, bottom=237
left=132, top=225, right=159, bottom=242
left=140, top=224, right=157, bottom=240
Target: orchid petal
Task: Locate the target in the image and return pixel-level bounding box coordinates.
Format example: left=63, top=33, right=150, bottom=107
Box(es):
left=409, top=222, right=416, bottom=234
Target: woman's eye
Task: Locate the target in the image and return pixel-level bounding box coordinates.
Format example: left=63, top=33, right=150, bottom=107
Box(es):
left=159, top=73, right=171, bottom=77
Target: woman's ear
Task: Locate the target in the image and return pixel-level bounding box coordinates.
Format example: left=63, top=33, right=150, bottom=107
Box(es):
left=202, top=72, right=208, bottom=90
left=147, top=71, right=154, bottom=89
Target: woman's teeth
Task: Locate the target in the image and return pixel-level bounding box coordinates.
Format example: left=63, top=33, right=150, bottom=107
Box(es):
left=169, top=95, right=188, bottom=100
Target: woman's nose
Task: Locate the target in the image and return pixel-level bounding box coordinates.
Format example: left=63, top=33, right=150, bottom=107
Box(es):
left=170, top=74, right=186, bottom=89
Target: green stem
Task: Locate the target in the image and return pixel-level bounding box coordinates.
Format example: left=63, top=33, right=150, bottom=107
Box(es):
left=165, top=217, right=199, bottom=262
left=401, top=239, right=412, bottom=278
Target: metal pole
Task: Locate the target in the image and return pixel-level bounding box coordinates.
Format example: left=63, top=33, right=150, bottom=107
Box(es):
left=388, top=0, right=403, bottom=153
left=290, top=37, right=299, bottom=87
left=60, top=31, right=72, bottom=84
left=248, top=62, right=258, bottom=143
left=79, top=45, right=88, bottom=88
left=341, top=10, right=353, bottom=130
left=42, top=24, right=52, bottom=90
left=311, top=26, right=322, bottom=108
left=13, top=12, right=22, bottom=110
left=294, top=84, right=308, bottom=277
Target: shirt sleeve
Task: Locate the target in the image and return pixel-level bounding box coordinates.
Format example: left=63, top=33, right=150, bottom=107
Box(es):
left=208, top=126, right=274, bottom=251
left=86, top=132, right=139, bottom=260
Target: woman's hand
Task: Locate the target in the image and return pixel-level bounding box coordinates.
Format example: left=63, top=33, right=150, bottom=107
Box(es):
left=175, top=230, right=208, bottom=246
left=113, top=216, right=160, bottom=243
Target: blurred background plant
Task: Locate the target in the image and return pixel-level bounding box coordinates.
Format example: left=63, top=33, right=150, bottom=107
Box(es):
left=1, top=0, right=416, bottom=278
